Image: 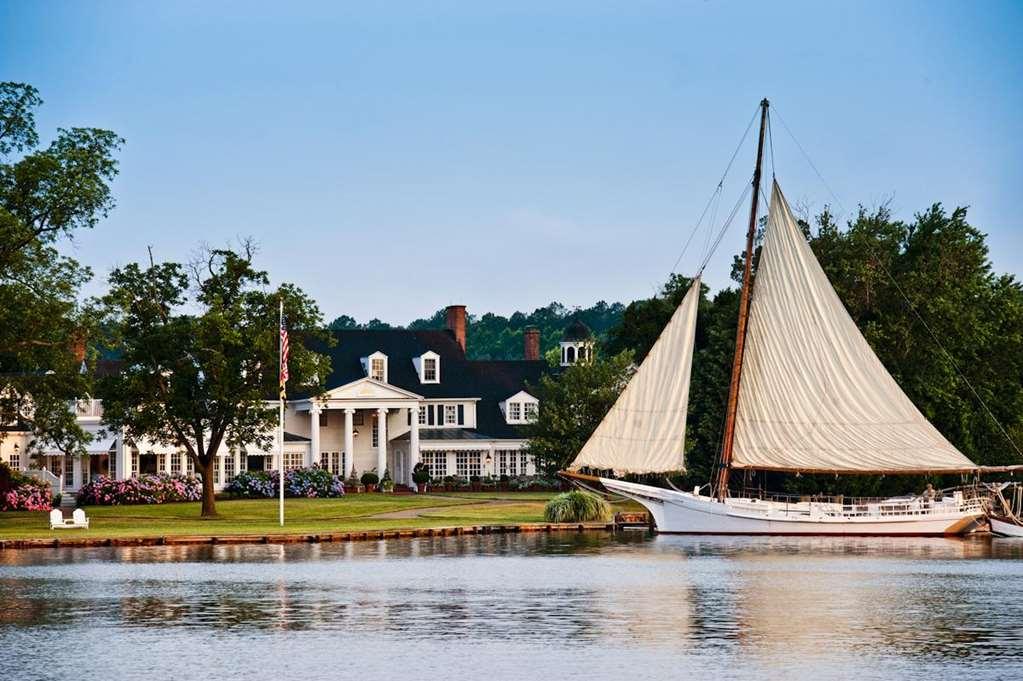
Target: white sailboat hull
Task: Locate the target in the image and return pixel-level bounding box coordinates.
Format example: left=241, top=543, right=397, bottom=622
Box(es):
left=603, top=478, right=984, bottom=536
left=990, top=516, right=1023, bottom=538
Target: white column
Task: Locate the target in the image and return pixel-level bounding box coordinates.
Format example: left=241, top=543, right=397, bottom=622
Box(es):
left=376, top=407, right=387, bottom=477
left=409, top=405, right=421, bottom=487
left=217, top=453, right=225, bottom=488
left=72, top=456, right=83, bottom=490
left=309, top=405, right=321, bottom=468
left=163, top=451, right=172, bottom=474
left=344, top=408, right=355, bottom=478
left=117, top=430, right=129, bottom=480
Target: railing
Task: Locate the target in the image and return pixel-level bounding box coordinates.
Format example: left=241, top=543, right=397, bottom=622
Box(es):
left=727, top=487, right=988, bottom=521
left=25, top=468, right=62, bottom=494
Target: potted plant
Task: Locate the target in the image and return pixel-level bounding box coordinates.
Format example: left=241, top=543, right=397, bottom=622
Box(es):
left=412, top=462, right=430, bottom=493
left=346, top=469, right=364, bottom=494
left=380, top=468, right=394, bottom=493
left=361, top=470, right=379, bottom=493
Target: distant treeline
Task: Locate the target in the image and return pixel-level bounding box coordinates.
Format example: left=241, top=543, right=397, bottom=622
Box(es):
left=329, top=301, right=625, bottom=360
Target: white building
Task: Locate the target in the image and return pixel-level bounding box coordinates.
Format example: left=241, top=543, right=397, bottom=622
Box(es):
left=0, top=307, right=570, bottom=493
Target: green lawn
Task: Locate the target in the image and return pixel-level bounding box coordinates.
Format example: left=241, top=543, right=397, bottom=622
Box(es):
left=0, top=492, right=643, bottom=542
left=0, top=492, right=605, bottom=541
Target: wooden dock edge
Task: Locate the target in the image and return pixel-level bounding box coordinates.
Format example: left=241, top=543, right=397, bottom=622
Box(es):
left=0, top=521, right=633, bottom=551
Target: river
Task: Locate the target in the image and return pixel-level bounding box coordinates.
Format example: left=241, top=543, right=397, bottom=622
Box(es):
left=1, top=532, right=1021, bottom=680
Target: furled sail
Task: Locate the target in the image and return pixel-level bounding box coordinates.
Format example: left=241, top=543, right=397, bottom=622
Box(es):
left=569, top=277, right=700, bottom=474
left=731, top=181, right=976, bottom=473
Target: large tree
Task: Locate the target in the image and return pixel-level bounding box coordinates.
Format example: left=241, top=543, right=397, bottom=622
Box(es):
left=526, top=350, right=634, bottom=476
left=0, top=82, right=123, bottom=455
left=96, top=245, right=331, bottom=516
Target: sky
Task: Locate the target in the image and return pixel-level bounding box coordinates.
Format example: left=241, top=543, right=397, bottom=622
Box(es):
left=2, top=1, right=1021, bottom=324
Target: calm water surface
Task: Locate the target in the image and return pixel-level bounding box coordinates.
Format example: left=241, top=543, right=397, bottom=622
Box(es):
left=1, top=532, right=1021, bottom=680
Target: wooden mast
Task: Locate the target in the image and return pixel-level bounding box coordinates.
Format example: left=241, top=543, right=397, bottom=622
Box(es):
left=715, top=98, right=769, bottom=500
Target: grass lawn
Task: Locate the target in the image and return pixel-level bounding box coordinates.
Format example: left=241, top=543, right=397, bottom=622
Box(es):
left=0, top=492, right=619, bottom=541
left=0, top=492, right=644, bottom=542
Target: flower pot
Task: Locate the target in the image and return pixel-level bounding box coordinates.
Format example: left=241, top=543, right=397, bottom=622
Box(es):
left=365, top=484, right=377, bottom=493
left=417, top=482, right=427, bottom=493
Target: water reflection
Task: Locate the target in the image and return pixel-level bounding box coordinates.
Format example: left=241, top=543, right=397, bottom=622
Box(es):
left=0, top=533, right=1021, bottom=680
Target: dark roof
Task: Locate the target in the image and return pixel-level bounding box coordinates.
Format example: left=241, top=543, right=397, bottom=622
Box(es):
left=391, top=428, right=492, bottom=442
left=562, top=319, right=592, bottom=342
left=284, top=432, right=310, bottom=442
left=309, top=329, right=555, bottom=440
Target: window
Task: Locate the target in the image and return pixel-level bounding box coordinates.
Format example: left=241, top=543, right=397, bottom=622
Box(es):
left=157, top=454, right=166, bottom=473
left=214, top=462, right=220, bottom=484
left=566, top=346, right=576, bottom=363
left=186, top=455, right=194, bottom=475
left=353, top=411, right=364, bottom=426
left=509, top=402, right=522, bottom=421
left=7, top=451, right=20, bottom=471
left=170, top=452, right=181, bottom=474
left=456, top=450, right=482, bottom=478
left=371, top=358, right=386, bottom=382
left=524, top=403, right=538, bottom=421
left=418, top=406, right=427, bottom=425
left=320, top=451, right=342, bottom=474
left=520, top=451, right=530, bottom=475
left=421, top=451, right=446, bottom=477
left=224, top=455, right=235, bottom=482
left=284, top=451, right=304, bottom=471
left=445, top=405, right=457, bottom=425
left=131, top=452, right=139, bottom=478
left=109, top=451, right=116, bottom=477
left=423, top=357, right=437, bottom=382
left=372, top=422, right=379, bottom=447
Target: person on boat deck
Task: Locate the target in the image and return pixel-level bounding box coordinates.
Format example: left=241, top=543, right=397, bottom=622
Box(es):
left=922, top=484, right=937, bottom=503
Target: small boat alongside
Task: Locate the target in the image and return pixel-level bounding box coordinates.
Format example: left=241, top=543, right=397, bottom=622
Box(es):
left=987, top=483, right=1023, bottom=537
left=562, top=99, right=1020, bottom=536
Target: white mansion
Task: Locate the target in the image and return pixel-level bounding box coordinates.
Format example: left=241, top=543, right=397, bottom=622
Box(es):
left=0, top=307, right=595, bottom=493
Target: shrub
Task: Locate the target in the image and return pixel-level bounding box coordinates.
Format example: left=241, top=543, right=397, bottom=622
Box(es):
left=78, top=473, right=202, bottom=505
left=360, top=471, right=379, bottom=486
left=412, top=463, right=430, bottom=484
left=1, top=467, right=54, bottom=511
left=544, top=490, right=611, bottom=523
left=226, top=468, right=345, bottom=499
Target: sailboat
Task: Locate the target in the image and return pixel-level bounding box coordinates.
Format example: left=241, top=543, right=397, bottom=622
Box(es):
left=564, top=99, right=1015, bottom=536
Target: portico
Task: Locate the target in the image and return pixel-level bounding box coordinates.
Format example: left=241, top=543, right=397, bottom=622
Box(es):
left=291, top=378, right=423, bottom=486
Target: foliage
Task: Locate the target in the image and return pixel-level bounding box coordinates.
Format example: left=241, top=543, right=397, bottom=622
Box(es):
left=0, top=462, right=53, bottom=511
left=400, top=301, right=625, bottom=360
left=78, top=473, right=202, bottom=505
left=0, top=82, right=123, bottom=455
left=526, top=350, right=635, bottom=476
left=543, top=490, right=611, bottom=523
left=412, top=462, right=430, bottom=484
left=95, top=244, right=331, bottom=517
left=225, top=468, right=344, bottom=499
left=360, top=471, right=379, bottom=486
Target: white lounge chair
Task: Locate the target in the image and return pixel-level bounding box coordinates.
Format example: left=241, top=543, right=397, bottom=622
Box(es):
left=49, top=507, right=89, bottom=530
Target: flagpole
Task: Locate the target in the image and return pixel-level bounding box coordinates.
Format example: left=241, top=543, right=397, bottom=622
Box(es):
left=278, top=298, right=285, bottom=527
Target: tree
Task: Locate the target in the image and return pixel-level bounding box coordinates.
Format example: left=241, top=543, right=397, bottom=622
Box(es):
left=526, top=350, right=634, bottom=476
left=96, top=245, right=331, bottom=517
left=0, top=82, right=123, bottom=455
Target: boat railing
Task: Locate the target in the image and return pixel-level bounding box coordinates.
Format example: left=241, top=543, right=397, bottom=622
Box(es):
left=729, top=486, right=988, bottom=519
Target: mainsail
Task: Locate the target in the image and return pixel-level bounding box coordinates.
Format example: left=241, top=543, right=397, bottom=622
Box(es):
left=731, top=181, right=976, bottom=473
left=569, top=277, right=700, bottom=474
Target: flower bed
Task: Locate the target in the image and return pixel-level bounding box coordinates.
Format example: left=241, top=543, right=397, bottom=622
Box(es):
left=225, top=468, right=344, bottom=499
left=2, top=478, right=53, bottom=511
left=77, top=473, right=203, bottom=505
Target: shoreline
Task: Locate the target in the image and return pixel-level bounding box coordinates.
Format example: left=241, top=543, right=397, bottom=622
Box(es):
left=0, top=521, right=621, bottom=551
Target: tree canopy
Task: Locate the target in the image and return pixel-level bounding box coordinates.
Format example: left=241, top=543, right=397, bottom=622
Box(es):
left=96, top=245, right=331, bottom=516
left=0, top=82, right=123, bottom=455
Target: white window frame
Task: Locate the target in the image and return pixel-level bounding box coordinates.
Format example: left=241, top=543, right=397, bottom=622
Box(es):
left=423, top=356, right=438, bottom=382
left=418, top=406, right=427, bottom=425
left=445, top=404, right=458, bottom=426
left=371, top=358, right=386, bottom=382
left=509, top=402, right=522, bottom=421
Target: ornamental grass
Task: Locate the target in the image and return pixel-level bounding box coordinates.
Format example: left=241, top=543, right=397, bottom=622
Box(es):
left=543, top=490, right=611, bottom=523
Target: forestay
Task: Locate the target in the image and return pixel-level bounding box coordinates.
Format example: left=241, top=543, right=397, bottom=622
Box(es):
left=569, top=277, right=700, bottom=474
left=731, top=181, right=977, bottom=473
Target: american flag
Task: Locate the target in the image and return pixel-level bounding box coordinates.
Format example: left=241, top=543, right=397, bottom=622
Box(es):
left=279, top=314, right=289, bottom=399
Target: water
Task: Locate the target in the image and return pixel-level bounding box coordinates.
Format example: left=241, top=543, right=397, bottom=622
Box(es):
left=1, top=533, right=1021, bottom=681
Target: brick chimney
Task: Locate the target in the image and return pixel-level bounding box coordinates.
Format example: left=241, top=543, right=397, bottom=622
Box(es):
left=523, top=327, right=540, bottom=361
left=71, top=329, right=87, bottom=365
left=446, top=305, right=467, bottom=353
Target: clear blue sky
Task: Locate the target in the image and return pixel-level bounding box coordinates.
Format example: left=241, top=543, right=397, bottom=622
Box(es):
left=3, top=1, right=1021, bottom=324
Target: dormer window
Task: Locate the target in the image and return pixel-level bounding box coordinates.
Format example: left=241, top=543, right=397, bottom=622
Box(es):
left=502, top=390, right=539, bottom=424
left=413, top=351, right=440, bottom=384
left=362, top=351, right=388, bottom=383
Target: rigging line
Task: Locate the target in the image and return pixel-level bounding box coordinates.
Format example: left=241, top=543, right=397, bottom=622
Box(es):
left=697, top=182, right=752, bottom=275
left=667, top=105, right=760, bottom=278
left=701, top=185, right=723, bottom=263
left=766, top=109, right=776, bottom=179
left=772, top=106, right=846, bottom=217
left=877, top=257, right=1023, bottom=459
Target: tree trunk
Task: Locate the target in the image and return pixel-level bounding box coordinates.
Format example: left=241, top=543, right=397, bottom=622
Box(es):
left=200, top=458, right=217, bottom=517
